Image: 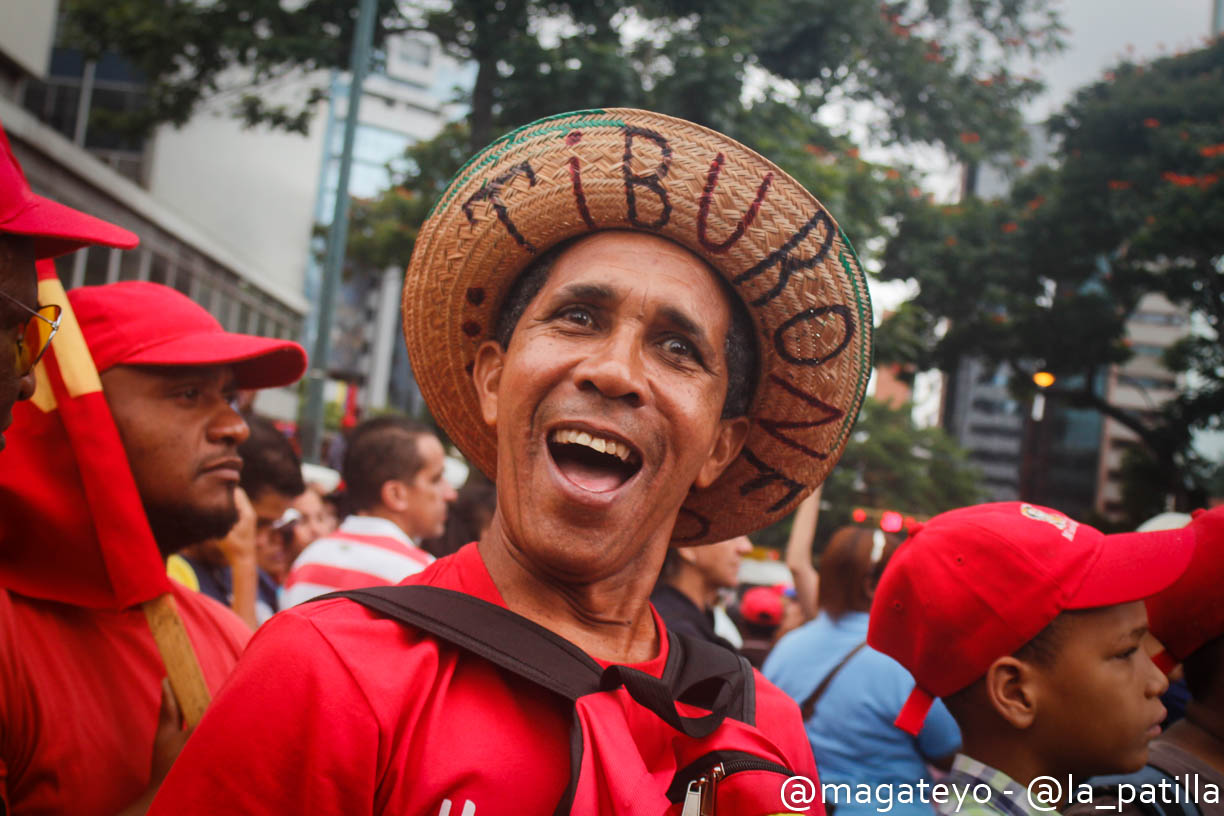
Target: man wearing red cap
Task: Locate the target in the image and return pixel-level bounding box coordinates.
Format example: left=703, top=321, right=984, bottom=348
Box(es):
left=0, top=280, right=307, bottom=815
left=868, top=502, right=1197, bottom=816
left=1066, top=507, right=1224, bottom=816
left=0, top=117, right=137, bottom=449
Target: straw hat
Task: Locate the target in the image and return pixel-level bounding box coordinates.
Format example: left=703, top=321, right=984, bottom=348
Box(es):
left=403, top=108, right=871, bottom=544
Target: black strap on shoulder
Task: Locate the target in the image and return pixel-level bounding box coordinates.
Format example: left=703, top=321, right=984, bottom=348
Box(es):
left=800, top=641, right=867, bottom=721
left=326, top=586, right=753, bottom=737
left=323, top=585, right=604, bottom=701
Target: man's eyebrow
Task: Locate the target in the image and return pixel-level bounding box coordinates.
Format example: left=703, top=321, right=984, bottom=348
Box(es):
left=552, top=282, right=615, bottom=304
left=658, top=305, right=707, bottom=348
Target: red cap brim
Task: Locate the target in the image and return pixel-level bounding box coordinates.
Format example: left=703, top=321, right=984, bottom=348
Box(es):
left=120, top=331, right=307, bottom=390
left=1067, top=526, right=1196, bottom=610
left=2, top=195, right=139, bottom=259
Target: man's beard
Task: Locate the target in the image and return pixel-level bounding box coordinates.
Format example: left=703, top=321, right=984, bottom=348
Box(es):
left=144, top=497, right=238, bottom=558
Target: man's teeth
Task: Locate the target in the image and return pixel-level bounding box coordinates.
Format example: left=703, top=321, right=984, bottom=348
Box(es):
left=552, top=429, right=634, bottom=463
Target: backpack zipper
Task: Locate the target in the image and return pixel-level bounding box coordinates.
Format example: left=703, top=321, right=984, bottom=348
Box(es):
left=679, top=757, right=793, bottom=815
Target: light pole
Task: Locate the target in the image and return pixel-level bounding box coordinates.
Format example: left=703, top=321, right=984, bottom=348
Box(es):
left=301, top=0, right=380, bottom=464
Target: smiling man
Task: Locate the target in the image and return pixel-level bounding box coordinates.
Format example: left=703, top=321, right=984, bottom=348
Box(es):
left=153, top=109, right=874, bottom=815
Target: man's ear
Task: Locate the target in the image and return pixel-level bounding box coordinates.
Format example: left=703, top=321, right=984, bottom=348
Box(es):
left=694, top=415, right=750, bottom=490
left=380, top=479, right=408, bottom=513
left=471, top=340, right=505, bottom=428
left=983, top=655, right=1041, bottom=730
left=675, top=545, right=699, bottom=567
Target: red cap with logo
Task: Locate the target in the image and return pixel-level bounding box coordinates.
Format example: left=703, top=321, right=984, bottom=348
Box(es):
left=1146, top=506, right=1224, bottom=671
left=868, top=502, right=1195, bottom=735
left=0, top=117, right=139, bottom=258
left=68, top=281, right=307, bottom=389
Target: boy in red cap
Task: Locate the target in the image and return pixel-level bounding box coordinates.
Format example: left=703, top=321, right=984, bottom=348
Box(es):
left=1066, top=506, right=1224, bottom=816
left=869, top=501, right=1196, bottom=816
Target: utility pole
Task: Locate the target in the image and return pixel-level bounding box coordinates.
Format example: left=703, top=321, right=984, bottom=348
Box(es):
left=1214, top=0, right=1223, bottom=38
left=301, top=0, right=379, bottom=464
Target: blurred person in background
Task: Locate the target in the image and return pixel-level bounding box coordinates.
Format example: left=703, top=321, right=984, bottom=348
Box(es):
left=737, top=584, right=787, bottom=667
left=421, top=473, right=496, bottom=559
left=651, top=535, right=752, bottom=652
left=281, top=416, right=456, bottom=606
left=286, top=484, right=336, bottom=566
left=764, top=526, right=961, bottom=816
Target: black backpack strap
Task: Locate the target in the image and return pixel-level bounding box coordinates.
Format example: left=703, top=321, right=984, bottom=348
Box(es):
left=600, top=631, right=755, bottom=739
left=327, top=587, right=754, bottom=739
left=322, top=585, right=604, bottom=700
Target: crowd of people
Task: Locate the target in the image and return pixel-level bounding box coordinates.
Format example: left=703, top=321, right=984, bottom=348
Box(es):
left=0, top=105, right=1220, bottom=816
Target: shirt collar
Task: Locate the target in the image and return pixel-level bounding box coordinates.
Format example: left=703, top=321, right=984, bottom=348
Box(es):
left=945, top=754, right=1061, bottom=816
left=338, top=514, right=415, bottom=546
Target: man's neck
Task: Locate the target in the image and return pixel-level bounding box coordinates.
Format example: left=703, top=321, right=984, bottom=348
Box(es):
left=478, top=529, right=664, bottom=665
left=354, top=508, right=411, bottom=538
left=1164, top=700, right=1224, bottom=776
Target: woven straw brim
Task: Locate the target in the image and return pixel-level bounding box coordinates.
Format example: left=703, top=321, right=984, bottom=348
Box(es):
left=404, top=109, right=872, bottom=544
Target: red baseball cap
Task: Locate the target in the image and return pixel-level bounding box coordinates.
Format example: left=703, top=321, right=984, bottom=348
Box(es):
left=0, top=118, right=139, bottom=259
left=1146, top=506, right=1224, bottom=671
left=69, top=281, right=307, bottom=389
left=741, top=586, right=784, bottom=626
left=868, top=502, right=1195, bottom=735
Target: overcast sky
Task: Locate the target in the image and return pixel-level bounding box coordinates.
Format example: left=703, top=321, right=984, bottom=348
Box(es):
left=1026, top=0, right=1218, bottom=119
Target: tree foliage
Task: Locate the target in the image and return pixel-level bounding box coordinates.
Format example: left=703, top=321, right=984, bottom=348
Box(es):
left=754, top=396, right=982, bottom=551
left=877, top=40, right=1224, bottom=513
left=342, top=0, right=1062, bottom=266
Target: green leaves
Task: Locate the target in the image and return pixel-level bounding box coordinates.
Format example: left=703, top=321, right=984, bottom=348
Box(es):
left=881, top=39, right=1224, bottom=514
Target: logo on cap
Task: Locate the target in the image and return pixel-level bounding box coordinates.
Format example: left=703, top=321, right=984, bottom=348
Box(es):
left=1020, top=503, right=1079, bottom=540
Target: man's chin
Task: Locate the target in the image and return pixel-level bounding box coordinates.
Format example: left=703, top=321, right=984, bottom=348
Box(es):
left=146, top=501, right=240, bottom=557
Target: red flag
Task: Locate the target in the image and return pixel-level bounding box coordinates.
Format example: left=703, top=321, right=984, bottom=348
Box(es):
left=0, top=259, right=169, bottom=609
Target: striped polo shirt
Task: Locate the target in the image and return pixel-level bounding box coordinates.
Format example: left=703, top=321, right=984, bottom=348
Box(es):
left=281, top=515, right=435, bottom=608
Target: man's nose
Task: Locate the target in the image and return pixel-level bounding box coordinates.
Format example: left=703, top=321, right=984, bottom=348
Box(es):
left=1144, top=650, right=1170, bottom=697
left=16, top=369, right=35, bottom=402
left=572, top=328, right=646, bottom=407
left=208, top=400, right=250, bottom=446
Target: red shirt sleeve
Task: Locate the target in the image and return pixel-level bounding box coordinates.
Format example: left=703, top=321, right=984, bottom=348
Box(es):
left=149, top=609, right=381, bottom=814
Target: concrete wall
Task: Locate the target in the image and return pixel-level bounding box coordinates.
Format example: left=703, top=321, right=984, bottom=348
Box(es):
left=2, top=2, right=56, bottom=80
left=144, top=73, right=329, bottom=301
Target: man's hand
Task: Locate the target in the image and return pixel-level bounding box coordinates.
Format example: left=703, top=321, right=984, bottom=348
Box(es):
left=115, top=678, right=195, bottom=815
left=220, top=488, right=259, bottom=630
left=217, top=487, right=256, bottom=567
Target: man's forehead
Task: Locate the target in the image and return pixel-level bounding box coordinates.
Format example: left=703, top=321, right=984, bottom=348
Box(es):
left=545, top=231, right=731, bottom=314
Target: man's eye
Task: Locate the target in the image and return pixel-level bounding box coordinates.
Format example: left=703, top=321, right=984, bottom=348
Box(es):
left=559, top=306, right=594, bottom=327
left=1116, top=646, right=1138, bottom=660
left=177, top=388, right=201, bottom=401
left=662, top=337, right=695, bottom=359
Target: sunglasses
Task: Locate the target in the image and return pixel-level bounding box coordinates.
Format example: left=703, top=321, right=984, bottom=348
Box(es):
left=0, top=289, right=62, bottom=377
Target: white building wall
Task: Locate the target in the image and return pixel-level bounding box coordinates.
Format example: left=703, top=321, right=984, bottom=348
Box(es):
left=2, top=2, right=56, bottom=80
left=144, top=76, right=329, bottom=300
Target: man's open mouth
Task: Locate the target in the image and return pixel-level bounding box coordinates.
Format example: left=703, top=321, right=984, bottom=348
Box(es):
left=547, top=428, right=642, bottom=494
